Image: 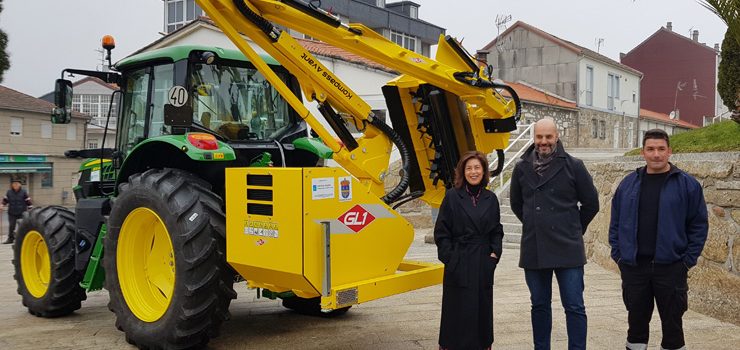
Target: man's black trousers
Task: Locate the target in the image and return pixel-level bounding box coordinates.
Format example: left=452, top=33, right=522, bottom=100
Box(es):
left=7, top=213, right=21, bottom=239
left=619, top=260, right=689, bottom=349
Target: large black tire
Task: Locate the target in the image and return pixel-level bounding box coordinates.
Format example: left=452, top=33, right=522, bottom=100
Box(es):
left=12, top=206, right=86, bottom=317
left=104, top=168, right=236, bottom=350
left=282, top=296, right=351, bottom=317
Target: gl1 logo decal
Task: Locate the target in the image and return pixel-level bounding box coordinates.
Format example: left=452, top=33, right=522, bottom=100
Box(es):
left=338, top=204, right=375, bottom=233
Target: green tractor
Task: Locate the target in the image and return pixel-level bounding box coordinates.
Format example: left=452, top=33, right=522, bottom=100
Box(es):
left=13, top=43, right=331, bottom=349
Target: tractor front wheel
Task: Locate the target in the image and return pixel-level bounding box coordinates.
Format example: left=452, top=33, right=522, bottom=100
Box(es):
left=13, top=206, right=86, bottom=317
left=104, top=168, right=235, bottom=350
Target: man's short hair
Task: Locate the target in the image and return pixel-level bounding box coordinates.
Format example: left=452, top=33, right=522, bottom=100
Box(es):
left=642, top=129, right=670, bottom=147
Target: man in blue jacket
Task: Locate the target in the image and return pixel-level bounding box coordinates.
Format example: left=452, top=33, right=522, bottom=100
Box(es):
left=609, top=129, right=708, bottom=350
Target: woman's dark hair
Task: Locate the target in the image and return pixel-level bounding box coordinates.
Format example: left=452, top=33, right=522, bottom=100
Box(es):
left=453, top=151, right=490, bottom=189
left=642, top=128, right=670, bottom=147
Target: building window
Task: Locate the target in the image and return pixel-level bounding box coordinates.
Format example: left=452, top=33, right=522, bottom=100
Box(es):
left=632, top=92, right=636, bottom=103
left=585, top=66, right=593, bottom=106
left=10, top=117, right=22, bottom=136
left=40, top=168, right=53, bottom=188
left=72, top=94, right=117, bottom=127
left=409, top=6, right=418, bottom=19
left=41, top=122, right=52, bottom=139
left=599, top=120, right=606, bottom=139
left=67, top=124, right=77, bottom=141
left=591, top=119, right=598, bottom=138
left=390, top=30, right=418, bottom=52
left=87, top=140, right=99, bottom=149
left=607, top=73, right=620, bottom=110
left=165, top=0, right=201, bottom=33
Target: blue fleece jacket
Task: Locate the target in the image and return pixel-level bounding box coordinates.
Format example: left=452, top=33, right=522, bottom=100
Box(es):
left=609, top=164, right=708, bottom=267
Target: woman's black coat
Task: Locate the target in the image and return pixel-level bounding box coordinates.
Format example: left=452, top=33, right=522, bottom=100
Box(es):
left=434, top=186, right=504, bottom=350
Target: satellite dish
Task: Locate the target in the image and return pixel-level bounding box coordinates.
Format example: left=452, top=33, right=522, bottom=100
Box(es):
left=669, top=111, right=677, bottom=120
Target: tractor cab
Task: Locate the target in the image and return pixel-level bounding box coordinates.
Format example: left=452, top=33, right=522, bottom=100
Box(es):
left=54, top=44, right=324, bottom=199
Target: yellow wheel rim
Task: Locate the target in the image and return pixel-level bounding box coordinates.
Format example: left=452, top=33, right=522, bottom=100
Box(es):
left=20, top=230, right=51, bottom=298
left=118, top=207, right=176, bottom=322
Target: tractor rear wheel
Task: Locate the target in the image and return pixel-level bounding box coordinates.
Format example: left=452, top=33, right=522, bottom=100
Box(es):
left=13, top=206, right=86, bottom=317
left=104, top=168, right=236, bottom=350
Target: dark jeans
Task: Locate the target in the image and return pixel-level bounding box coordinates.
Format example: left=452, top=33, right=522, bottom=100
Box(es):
left=524, top=267, right=587, bottom=350
left=619, top=260, right=688, bottom=350
left=7, top=213, right=21, bottom=238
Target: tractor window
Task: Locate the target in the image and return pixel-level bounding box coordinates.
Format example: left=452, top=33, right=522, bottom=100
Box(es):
left=118, top=68, right=151, bottom=154
left=191, top=63, right=292, bottom=141
left=150, top=64, right=175, bottom=138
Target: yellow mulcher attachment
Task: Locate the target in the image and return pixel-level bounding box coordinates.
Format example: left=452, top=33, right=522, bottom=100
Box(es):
left=200, top=0, right=521, bottom=311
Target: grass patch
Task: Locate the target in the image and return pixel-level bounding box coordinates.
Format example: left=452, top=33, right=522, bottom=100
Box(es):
left=624, top=121, right=740, bottom=156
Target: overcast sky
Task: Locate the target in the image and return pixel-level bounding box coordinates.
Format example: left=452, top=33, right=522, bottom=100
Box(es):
left=0, top=0, right=728, bottom=97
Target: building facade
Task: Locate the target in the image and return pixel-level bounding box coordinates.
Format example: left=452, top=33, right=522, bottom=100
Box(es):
left=162, top=0, right=444, bottom=57
left=0, top=85, right=87, bottom=209
left=478, top=21, right=643, bottom=149
left=621, top=23, right=724, bottom=126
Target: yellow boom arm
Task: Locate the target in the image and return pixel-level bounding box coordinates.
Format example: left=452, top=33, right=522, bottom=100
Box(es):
left=196, top=0, right=520, bottom=207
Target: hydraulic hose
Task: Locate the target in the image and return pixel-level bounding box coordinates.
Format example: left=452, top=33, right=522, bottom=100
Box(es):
left=490, top=149, right=505, bottom=177
left=369, top=117, right=411, bottom=204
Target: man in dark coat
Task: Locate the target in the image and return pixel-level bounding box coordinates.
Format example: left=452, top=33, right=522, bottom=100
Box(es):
left=509, top=118, right=599, bottom=350
left=2, top=180, right=32, bottom=244
left=610, top=129, right=707, bottom=350
left=435, top=151, right=504, bottom=350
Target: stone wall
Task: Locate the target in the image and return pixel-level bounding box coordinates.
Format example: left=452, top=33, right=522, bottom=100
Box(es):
left=520, top=103, right=579, bottom=147
left=577, top=109, right=639, bottom=149
left=585, top=152, right=740, bottom=325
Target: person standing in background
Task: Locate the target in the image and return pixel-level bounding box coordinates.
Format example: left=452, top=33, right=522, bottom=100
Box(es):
left=2, top=180, right=32, bottom=244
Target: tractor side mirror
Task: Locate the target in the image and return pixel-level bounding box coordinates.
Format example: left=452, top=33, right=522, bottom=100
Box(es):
left=51, top=79, right=73, bottom=124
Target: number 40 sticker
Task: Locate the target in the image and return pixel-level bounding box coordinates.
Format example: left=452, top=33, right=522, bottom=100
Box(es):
left=168, top=86, right=188, bottom=107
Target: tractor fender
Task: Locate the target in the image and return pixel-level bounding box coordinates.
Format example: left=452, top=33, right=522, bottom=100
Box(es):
left=115, top=135, right=235, bottom=193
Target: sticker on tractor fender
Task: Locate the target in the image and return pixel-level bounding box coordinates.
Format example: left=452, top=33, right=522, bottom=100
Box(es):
left=244, top=220, right=279, bottom=238
left=90, top=170, right=100, bottom=182
left=338, top=176, right=352, bottom=202
left=311, top=177, right=335, bottom=200
left=168, top=86, right=188, bottom=107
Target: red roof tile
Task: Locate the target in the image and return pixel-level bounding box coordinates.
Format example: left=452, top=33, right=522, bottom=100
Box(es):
left=295, top=38, right=397, bottom=74
left=640, top=108, right=699, bottom=129
left=499, top=81, right=577, bottom=110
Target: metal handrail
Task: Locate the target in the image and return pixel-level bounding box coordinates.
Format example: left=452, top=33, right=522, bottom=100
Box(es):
left=489, top=123, right=534, bottom=191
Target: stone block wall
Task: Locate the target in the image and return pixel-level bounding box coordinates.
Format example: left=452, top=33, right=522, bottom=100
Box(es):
left=585, top=152, right=740, bottom=325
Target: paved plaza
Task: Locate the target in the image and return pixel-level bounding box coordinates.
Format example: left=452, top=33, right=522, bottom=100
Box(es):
left=0, top=227, right=739, bottom=349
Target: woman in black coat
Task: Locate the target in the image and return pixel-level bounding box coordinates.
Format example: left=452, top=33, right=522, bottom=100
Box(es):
left=435, top=151, right=504, bottom=350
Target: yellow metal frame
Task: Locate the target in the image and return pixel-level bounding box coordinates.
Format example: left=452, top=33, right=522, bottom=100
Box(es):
left=20, top=230, right=51, bottom=298
left=117, top=207, right=176, bottom=322
left=196, top=0, right=516, bottom=206
left=226, top=167, right=442, bottom=309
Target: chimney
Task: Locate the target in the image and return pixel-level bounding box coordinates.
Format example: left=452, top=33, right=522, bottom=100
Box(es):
left=714, top=43, right=720, bottom=51
left=666, top=22, right=672, bottom=31
left=476, top=50, right=488, bottom=64
left=692, top=30, right=699, bottom=42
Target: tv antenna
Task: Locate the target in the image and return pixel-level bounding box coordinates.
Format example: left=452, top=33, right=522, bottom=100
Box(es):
left=495, top=14, right=512, bottom=53
left=595, top=38, right=604, bottom=53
